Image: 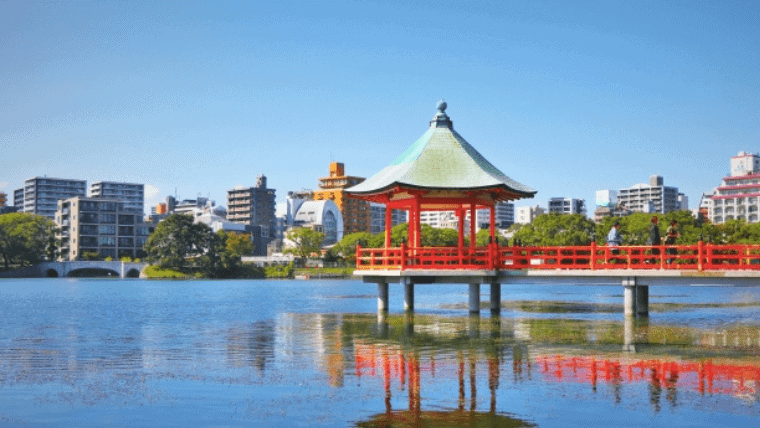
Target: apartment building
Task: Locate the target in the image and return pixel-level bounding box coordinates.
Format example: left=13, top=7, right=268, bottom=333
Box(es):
left=56, top=196, right=152, bottom=261
left=515, top=205, right=546, bottom=224
left=369, top=203, right=408, bottom=234
left=616, top=175, right=681, bottom=214
left=548, top=197, right=586, bottom=215
left=14, top=177, right=87, bottom=218
left=227, top=175, right=276, bottom=248
left=707, top=151, right=760, bottom=224
left=89, top=181, right=144, bottom=215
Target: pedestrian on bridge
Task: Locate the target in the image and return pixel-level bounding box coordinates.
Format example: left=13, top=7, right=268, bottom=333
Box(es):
left=607, top=221, right=622, bottom=254
left=665, top=220, right=680, bottom=264
left=647, top=216, right=661, bottom=263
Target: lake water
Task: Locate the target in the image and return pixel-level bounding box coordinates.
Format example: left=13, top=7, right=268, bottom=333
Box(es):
left=1, top=278, right=759, bottom=427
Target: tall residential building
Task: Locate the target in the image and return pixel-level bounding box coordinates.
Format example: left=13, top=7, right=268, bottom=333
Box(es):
left=548, top=197, right=586, bottom=215
left=227, top=174, right=277, bottom=247
left=616, top=175, right=680, bottom=214
left=14, top=177, right=87, bottom=218
left=313, top=162, right=370, bottom=235
left=89, top=181, right=145, bottom=215
left=55, top=196, right=152, bottom=261
left=707, top=151, right=760, bottom=224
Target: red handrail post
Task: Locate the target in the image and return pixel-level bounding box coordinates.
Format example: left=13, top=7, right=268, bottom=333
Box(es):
left=698, top=240, right=704, bottom=272
left=356, top=244, right=362, bottom=269
left=590, top=241, right=597, bottom=270
left=400, top=242, right=407, bottom=271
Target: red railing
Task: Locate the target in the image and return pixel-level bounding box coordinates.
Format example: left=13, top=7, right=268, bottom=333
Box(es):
left=355, top=242, right=760, bottom=271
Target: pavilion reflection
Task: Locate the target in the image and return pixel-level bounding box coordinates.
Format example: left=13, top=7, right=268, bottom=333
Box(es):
left=351, top=340, right=760, bottom=419
left=339, top=312, right=760, bottom=421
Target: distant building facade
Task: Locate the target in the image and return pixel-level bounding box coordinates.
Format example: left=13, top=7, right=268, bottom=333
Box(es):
left=707, top=151, right=760, bottom=224
left=227, top=175, right=276, bottom=250
left=56, top=196, right=152, bottom=261
left=515, top=205, right=546, bottom=224
left=548, top=197, right=586, bottom=215
left=370, top=203, right=408, bottom=234
left=89, top=181, right=144, bottom=215
left=15, top=177, right=87, bottom=219
left=313, top=162, right=370, bottom=234
left=615, top=175, right=681, bottom=214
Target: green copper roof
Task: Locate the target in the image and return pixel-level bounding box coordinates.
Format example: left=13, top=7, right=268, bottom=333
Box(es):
left=346, top=101, right=537, bottom=198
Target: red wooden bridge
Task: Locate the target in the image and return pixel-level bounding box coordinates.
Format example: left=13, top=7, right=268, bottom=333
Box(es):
left=356, top=242, right=760, bottom=272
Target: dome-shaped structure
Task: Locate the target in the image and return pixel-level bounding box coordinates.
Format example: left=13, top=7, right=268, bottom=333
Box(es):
left=293, top=199, right=344, bottom=246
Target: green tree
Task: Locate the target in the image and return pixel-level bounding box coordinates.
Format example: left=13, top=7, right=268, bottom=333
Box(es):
left=286, top=227, right=325, bottom=260
left=0, top=213, right=58, bottom=268
left=143, top=214, right=215, bottom=270
left=334, top=231, right=374, bottom=262
left=513, top=213, right=595, bottom=246
left=221, top=231, right=254, bottom=258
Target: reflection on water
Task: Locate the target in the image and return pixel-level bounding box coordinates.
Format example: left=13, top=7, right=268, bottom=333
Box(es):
left=1, top=279, right=759, bottom=427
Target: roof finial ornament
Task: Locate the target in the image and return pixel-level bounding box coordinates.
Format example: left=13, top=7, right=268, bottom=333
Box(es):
left=431, top=99, right=453, bottom=128
left=436, top=99, right=447, bottom=114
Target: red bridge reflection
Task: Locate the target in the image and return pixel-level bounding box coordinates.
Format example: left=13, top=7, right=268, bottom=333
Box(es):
left=352, top=342, right=760, bottom=415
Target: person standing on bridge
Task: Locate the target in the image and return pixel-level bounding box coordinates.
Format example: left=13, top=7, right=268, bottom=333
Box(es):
left=607, top=221, right=622, bottom=253
left=665, top=220, right=680, bottom=264
left=647, top=216, right=661, bottom=264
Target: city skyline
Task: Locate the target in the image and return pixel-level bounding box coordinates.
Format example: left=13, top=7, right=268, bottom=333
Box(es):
left=2, top=1, right=759, bottom=214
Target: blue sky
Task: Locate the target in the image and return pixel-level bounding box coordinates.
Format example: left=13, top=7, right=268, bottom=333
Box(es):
left=2, top=0, right=759, bottom=215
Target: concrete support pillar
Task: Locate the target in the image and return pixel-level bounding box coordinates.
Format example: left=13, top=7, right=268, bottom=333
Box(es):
left=623, top=287, right=636, bottom=317
left=623, top=315, right=636, bottom=353
left=622, top=277, right=637, bottom=316
left=377, top=282, right=389, bottom=313
left=377, top=312, right=388, bottom=338
left=404, top=279, right=414, bottom=313
left=467, top=314, right=481, bottom=339
left=636, top=285, right=649, bottom=317
left=489, top=283, right=501, bottom=314
left=469, top=283, right=481, bottom=314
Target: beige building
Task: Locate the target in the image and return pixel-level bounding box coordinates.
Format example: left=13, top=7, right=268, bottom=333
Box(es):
left=56, top=196, right=152, bottom=261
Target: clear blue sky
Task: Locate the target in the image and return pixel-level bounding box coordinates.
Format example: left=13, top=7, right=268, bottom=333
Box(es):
left=2, top=0, right=759, bottom=215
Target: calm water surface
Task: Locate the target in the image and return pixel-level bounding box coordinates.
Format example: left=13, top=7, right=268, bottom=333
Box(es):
left=1, top=278, right=759, bottom=427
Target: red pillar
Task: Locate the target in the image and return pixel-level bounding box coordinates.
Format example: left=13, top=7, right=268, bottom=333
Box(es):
left=490, top=205, right=496, bottom=241
left=385, top=206, right=392, bottom=247
left=414, top=196, right=422, bottom=248
left=469, top=203, right=476, bottom=249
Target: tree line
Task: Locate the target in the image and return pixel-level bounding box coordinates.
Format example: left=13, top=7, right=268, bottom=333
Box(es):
left=6, top=210, right=760, bottom=272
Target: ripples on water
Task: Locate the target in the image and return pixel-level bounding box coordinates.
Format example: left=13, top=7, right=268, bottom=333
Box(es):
left=0, top=278, right=759, bottom=427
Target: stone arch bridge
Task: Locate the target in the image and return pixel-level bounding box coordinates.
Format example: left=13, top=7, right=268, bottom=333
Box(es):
left=0, top=261, right=148, bottom=278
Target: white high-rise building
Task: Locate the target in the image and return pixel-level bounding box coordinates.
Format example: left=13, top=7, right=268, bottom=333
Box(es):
left=548, top=197, right=586, bottom=215
left=617, top=175, right=681, bottom=214
left=515, top=205, right=546, bottom=224
left=707, top=151, right=760, bottom=224
left=14, top=177, right=87, bottom=219
left=89, top=181, right=144, bottom=215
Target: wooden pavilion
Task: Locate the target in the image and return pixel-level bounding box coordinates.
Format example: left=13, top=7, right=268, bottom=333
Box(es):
left=346, top=100, right=537, bottom=270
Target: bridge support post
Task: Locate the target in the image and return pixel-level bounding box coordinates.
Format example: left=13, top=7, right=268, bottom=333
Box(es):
left=403, top=278, right=414, bottom=312
left=378, top=281, right=389, bottom=313
left=490, top=282, right=501, bottom=314
left=623, top=314, right=636, bottom=353
left=622, top=277, right=649, bottom=317
left=623, top=277, right=637, bottom=316
left=636, top=285, right=649, bottom=317
left=469, top=283, right=481, bottom=314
